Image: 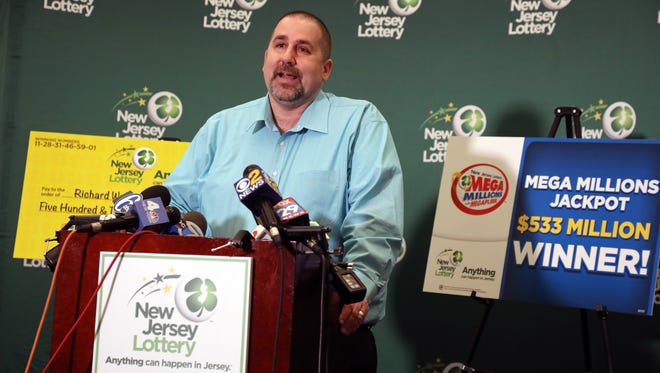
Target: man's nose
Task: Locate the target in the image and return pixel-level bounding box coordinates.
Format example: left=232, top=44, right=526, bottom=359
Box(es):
left=282, top=47, right=296, bottom=65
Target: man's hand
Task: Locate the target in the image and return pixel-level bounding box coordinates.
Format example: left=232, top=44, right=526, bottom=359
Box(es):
left=338, top=299, right=369, bottom=336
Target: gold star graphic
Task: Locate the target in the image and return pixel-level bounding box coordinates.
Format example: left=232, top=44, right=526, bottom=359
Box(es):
left=444, top=114, right=452, bottom=122
left=138, top=98, right=146, bottom=106
left=594, top=112, right=601, bottom=120
left=163, top=284, right=172, bottom=294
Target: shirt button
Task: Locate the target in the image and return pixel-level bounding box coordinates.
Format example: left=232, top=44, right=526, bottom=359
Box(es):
left=279, top=141, right=285, bottom=147
left=272, top=171, right=279, bottom=177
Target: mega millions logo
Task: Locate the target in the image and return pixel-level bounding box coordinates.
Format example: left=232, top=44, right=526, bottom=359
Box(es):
left=508, top=0, right=572, bottom=36
left=580, top=99, right=637, bottom=139
left=356, top=0, right=422, bottom=40
left=203, top=0, right=267, bottom=32
left=420, top=102, right=487, bottom=164
left=113, top=86, right=183, bottom=139
left=43, top=0, right=95, bottom=17
left=450, top=163, right=509, bottom=215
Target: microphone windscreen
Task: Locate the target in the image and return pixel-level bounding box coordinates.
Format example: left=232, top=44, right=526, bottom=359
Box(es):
left=141, top=185, right=171, bottom=206
left=183, top=211, right=207, bottom=234
left=166, top=205, right=181, bottom=223
left=243, top=164, right=259, bottom=176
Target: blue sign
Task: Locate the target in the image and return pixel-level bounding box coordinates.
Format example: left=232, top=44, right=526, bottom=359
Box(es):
left=501, top=138, right=660, bottom=315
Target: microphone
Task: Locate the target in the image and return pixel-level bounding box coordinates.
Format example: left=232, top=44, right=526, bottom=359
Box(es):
left=113, top=185, right=170, bottom=213
left=61, top=185, right=172, bottom=230
left=61, top=214, right=120, bottom=230
left=47, top=206, right=179, bottom=270
left=76, top=195, right=175, bottom=233
left=141, top=185, right=171, bottom=206
left=143, top=206, right=181, bottom=233
left=168, top=211, right=207, bottom=236
left=234, top=165, right=284, bottom=248
left=211, top=229, right=254, bottom=252
left=273, top=196, right=367, bottom=304
left=273, top=197, right=310, bottom=227
left=251, top=225, right=271, bottom=240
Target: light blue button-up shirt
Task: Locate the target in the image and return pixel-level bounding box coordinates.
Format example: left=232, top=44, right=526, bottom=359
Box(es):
left=164, top=91, right=404, bottom=324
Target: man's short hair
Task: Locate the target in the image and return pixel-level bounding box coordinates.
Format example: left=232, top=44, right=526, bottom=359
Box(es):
left=274, top=10, right=332, bottom=60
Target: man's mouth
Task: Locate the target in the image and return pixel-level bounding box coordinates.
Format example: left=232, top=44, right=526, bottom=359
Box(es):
left=276, top=69, right=299, bottom=80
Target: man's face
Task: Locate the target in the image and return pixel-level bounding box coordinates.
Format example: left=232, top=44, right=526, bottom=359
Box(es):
left=262, top=15, right=332, bottom=108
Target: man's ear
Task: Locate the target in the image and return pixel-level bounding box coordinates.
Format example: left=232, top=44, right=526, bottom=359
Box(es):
left=322, top=58, right=333, bottom=81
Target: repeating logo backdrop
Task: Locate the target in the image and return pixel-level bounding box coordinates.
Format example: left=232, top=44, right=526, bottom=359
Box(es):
left=1, top=1, right=659, bottom=372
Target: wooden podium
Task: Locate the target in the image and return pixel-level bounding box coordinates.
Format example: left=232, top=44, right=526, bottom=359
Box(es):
left=51, top=231, right=337, bottom=372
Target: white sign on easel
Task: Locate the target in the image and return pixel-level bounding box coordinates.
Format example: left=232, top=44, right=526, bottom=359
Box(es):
left=94, top=252, right=252, bottom=373
left=423, top=136, right=525, bottom=298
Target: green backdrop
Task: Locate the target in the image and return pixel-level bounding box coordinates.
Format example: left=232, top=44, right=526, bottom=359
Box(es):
left=2, top=1, right=659, bottom=372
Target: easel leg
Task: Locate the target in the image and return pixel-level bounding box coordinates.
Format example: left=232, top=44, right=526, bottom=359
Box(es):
left=580, top=309, right=593, bottom=373
left=549, top=108, right=616, bottom=373
left=460, top=291, right=494, bottom=373
left=596, top=305, right=615, bottom=373
left=581, top=306, right=615, bottom=373
left=547, top=107, right=583, bottom=139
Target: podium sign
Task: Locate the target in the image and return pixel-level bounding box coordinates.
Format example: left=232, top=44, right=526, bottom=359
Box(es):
left=423, top=136, right=660, bottom=315
left=94, top=252, right=252, bottom=373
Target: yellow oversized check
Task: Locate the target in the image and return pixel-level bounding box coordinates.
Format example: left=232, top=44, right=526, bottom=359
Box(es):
left=14, top=131, right=189, bottom=259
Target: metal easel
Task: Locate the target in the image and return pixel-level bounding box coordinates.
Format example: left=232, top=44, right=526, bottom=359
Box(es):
left=548, top=106, right=614, bottom=373
left=454, top=107, right=614, bottom=373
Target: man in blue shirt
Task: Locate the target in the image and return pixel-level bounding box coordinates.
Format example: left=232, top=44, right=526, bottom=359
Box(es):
left=164, top=10, right=403, bottom=371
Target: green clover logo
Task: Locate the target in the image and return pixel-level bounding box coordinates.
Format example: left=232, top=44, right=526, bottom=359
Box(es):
left=390, top=0, right=422, bottom=16
left=609, top=104, right=634, bottom=132
left=147, top=91, right=183, bottom=126
left=452, top=251, right=463, bottom=265
left=452, top=105, right=487, bottom=136
left=459, top=174, right=472, bottom=189
left=155, top=94, right=181, bottom=122
left=398, top=0, right=420, bottom=8
left=244, top=0, right=265, bottom=6
left=132, top=147, right=156, bottom=170
left=184, top=277, right=218, bottom=318
left=236, top=0, right=267, bottom=10
left=602, top=101, right=635, bottom=139
left=541, top=0, right=572, bottom=11
left=460, top=108, right=485, bottom=135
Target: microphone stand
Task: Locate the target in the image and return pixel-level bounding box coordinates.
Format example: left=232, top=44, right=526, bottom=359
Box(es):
left=281, top=225, right=331, bottom=373
left=281, top=225, right=367, bottom=373
left=282, top=226, right=366, bottom=304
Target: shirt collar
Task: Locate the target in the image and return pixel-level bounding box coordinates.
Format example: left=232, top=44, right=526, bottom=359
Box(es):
left=247, top=92, right=331, bottom=134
